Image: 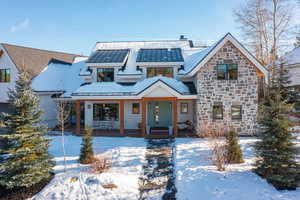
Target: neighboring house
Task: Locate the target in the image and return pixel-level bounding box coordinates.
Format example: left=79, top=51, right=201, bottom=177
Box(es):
left=32, top=33, right=268, bottom=137
left=0, top=43, right=81, bottom=113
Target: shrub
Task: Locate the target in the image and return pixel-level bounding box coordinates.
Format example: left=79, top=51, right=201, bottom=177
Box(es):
left=79, top=128, right=94, bottom=164
left=225, top=129, right=244, bottom=164
left=89, top=154, right=112, bottom=174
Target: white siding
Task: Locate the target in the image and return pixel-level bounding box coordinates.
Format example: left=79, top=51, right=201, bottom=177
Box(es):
left=177, top=100, right=194, bottom=123
left=124, top=101, right=141, bottom=129
left=0, top=45, right=19, bottom=103
left=39, top=94, right=58, bottom=128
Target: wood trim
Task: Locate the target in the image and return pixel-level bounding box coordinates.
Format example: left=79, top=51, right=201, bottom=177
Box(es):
left=141, top=99, right=146, bottom=137
left=172, top=98, right=178, bottom=137
left=120, top=101, right=125, bottom=136
left=76, top=100, right=81, bottom=135
left=142, top=97, right=177, bottom=101
left=72, top=98, right=195, bottom=101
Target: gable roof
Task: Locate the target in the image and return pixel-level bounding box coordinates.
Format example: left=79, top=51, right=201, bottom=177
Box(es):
left=1, top=43, right=81, bottom=78
left=181, top=33, right=268, bottom=81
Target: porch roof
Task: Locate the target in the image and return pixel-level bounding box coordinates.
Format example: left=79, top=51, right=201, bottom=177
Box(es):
left=71, top=76, right=195, bottom=97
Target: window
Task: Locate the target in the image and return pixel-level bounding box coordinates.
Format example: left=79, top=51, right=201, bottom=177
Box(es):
left=231, top=105, right=242, bottom=120
left=93, top=103, right=119, bottom=121
left=97, top=68, right=114, bottom=82
left=0, top=69, right=10, bottom=82
left=147, top=67, right=173, bottom=78
left=213, top=105, right=223, bottom=120
left=132, top=103, right=140, bottom=114
left=217, top=64, right=237, bottom=80
left=180, top=103, right=188, bottom=114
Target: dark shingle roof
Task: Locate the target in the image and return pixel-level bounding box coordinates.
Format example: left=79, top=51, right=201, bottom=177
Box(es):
left=1, top=43, right=80, bottom=78
left=136, top=48, right=184, bottom=63
left=86, top=49, right=130, bottom=63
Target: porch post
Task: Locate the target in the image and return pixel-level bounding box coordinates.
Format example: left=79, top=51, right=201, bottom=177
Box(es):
left=120, top=100, right=125, bottom=136
left=172, top=98, right=178, bottom=137
left=141, top=98, right=146, bottom=137
left=76, top=100, right=81, bottom=135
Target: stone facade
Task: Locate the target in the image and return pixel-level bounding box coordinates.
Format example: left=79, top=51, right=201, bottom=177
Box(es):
left=195, top=41, right=259, bottom=136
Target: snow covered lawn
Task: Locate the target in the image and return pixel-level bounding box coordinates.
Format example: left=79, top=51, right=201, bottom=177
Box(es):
left=32, top=136, right=299, bottom=200
left=33, top=136, right=147, bottom=200
left=175, top=138, right=300, bottom=200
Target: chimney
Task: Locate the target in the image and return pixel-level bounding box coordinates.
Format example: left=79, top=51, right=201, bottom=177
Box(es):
left=179, top=35, right=187, bottom=40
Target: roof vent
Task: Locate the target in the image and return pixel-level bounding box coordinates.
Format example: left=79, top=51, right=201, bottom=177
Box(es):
left=179, top=35, right=187, bottom=40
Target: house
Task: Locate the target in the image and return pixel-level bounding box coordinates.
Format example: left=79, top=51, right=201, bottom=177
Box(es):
left=32, top=33, right=268, bottom=137
left=0, top=43, right=82, bottom=113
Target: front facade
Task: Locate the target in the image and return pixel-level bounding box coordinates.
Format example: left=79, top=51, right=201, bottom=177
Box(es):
left=32, top=33, right=268, bottom=137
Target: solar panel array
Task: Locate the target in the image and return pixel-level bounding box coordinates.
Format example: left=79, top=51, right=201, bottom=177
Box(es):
left=87, top=49, right=130, bottom=63
left=136, top=48, right=184, bottom=62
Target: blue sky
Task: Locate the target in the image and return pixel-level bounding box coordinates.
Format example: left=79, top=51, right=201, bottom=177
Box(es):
left=0, top=0, right=291, bottom=55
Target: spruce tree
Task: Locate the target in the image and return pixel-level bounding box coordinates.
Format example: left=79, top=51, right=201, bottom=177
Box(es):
left=225, top=129, right=244, bottom=164
left=254, top=88, right=299, bottom=190
left=79, top=128, right=94, bottom=164
left=0, top=71, right=54, bottom=189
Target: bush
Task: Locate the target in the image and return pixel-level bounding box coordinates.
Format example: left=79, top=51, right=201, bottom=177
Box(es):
left=89, top=154, right=112, bottom=174
left=79, top=128, right=94, bottom=164
left=225, top=129, right=244, bottom=164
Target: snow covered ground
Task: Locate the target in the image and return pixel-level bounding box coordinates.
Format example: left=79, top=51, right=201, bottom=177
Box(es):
left=31, top=135, right=300, bottom=200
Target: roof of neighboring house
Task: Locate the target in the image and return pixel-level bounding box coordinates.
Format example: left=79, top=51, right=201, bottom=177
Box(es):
left=136, top=48, right=184, bottom=63
left=86, top=49, right=130, bottom=64
left=280, top=46, right=300, bottom=66
left=1, top=43, right=81, bottom=78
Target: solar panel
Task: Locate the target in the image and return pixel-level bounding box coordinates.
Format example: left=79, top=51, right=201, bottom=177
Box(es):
left=136, top=48, right=184, bottom=63
left=87, top=49, right=130, bottom=63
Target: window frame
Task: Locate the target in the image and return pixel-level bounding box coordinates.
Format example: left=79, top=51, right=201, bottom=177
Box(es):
left=132, top=103, right=140, bottom=114
left=231, top=105, right=242, bottom=120
left=97, top=68, right=114, bottom=82
left=146, top=67, right=173, bottom=78
left=212, top=105, right=223, bottom=120
left=180, top=103, right=188, bottom=114
left=93, top=103, right=119, bottom=121
left=0, top=69, right=11, bottom=83
left=216, top=64, right=238, bottom=80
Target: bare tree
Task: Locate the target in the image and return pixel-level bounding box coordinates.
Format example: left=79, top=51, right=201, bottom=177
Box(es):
left=234, top=0, right=295, bottom=72
left=56, top=99, right=71, bottom=172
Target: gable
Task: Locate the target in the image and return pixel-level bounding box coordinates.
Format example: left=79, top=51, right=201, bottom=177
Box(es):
left=186, top=33, right=268, bottom=82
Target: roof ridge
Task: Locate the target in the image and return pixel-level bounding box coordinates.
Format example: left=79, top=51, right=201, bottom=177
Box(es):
left=1, top=43, right=82, bottom=57
left=96, top=39, right=189, bottom=44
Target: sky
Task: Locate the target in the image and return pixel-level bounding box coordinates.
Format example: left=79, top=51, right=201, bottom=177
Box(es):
left=0, top=0, right=298, bottom=56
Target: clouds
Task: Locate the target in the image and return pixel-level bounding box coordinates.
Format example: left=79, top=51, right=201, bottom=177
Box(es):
left=10, top=18, right=30, bottom=33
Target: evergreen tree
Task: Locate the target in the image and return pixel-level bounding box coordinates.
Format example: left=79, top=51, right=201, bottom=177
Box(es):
left=225, top=129, right=244, bottom=164
left=254, top=88, right=299, bottom=190
left=79, top=128, right=94, bottom=164
left=0, top=71, right=54, bottom=189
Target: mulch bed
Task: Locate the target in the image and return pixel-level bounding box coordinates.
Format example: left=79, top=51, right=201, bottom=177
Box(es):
left=0, top=173, right=54, bottom=200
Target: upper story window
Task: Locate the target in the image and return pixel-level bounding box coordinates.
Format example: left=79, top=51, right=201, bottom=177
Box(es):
left=217, top=64, right=238, bottom=80
left=0, top=69, right=10, bottom=82
left=97, top=68, right=114, bottom=82
left=213, top=105, right=223, bottom=120
left=147, top=67, right=173, bottom=78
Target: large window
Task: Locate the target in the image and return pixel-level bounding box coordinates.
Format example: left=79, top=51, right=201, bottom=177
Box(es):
left=231, top=105, right=242, bottom=120
left=97, top=68, right=114, bottom=82
left=217, top=64, right=237, bottom=80
left=213, top=105, right=223, bottom=120
left=147, top=67, right=173, bottom=78
left=93, top=103, right=119, bottom=121
left=0, top=69, right=10, bottom=82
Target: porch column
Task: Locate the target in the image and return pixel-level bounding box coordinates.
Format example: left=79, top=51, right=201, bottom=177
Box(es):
left=76, top=100, right=81, bottom=135
left=141, top=99, right=146, bottom=137
left=172, top=98, right=178, bottom=137
left=120, top=100, right=125, bottom=136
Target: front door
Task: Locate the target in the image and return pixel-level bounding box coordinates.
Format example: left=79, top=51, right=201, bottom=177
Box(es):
left=147, top=101, right=172, bottom=128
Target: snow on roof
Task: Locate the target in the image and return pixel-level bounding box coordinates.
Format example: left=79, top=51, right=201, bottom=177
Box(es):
left=32, top=61, right=86, bottom=96
left=281, top=47, right=300, bottom=66
left=72, top=76, right=191, bottom=96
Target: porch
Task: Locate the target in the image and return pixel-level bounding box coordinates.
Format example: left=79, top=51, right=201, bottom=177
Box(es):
left=74, top=97, right=197, bottom=138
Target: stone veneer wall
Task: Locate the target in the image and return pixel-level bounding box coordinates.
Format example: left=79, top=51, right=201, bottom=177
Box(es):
left=195, top=41, right=259, bottom=136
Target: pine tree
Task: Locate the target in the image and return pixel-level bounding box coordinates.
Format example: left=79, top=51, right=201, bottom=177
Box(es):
left=254, top=88, right=299, bottom=190
left=79, top=128, right=94, bottom=164
left=0, top=71, right=54, bottom=189
left=225, top=129, right=244, bottom=164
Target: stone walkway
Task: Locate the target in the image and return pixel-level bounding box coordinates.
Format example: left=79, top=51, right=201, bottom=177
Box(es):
left=138, top=139, right=177, bottom=200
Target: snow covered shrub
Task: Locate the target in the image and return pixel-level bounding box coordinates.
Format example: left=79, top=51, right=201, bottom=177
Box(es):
left=89, top=154, right=112, bottom=174
left=79, top=128, right=94, bottom=164
left=225, top=129, right=244, bottom=164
